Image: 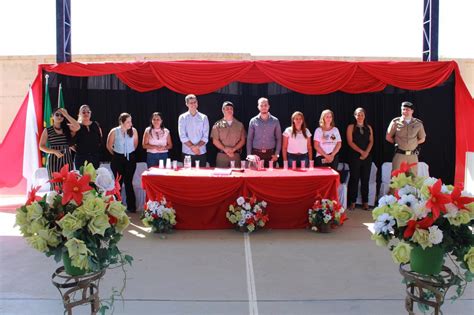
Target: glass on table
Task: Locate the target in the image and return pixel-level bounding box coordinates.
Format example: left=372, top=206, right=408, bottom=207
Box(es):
left=258, top=160, right=264, bottom=170
left=309, top=160, right=314, bottom=170
left=166, top=158, right=172, bottom=169
left=158, top=159, right=164, bottom=169
left=230, top=160, right=236, bottom=169
left=241, top=160, right=246, bottom=169
left=291, top=160, right=296, bottom=170
left=195, top=160, right=200, bottom=169
left=268, top=160, right=274, bottom=170
left=301, top=160, right=306, bottom=170
left=172, top=160, right=178, bottom=170
left=283, top=160, right=288, bottom=170
left=184, top=155, right=192, bottom=169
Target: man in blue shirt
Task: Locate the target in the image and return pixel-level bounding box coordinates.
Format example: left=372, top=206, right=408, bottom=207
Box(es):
left=178, top=94, right=210, bottom=166
left=247, top=97, right=282, bottom=167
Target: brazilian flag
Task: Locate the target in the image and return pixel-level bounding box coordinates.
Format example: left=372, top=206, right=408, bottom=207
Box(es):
left=42, top=75, right=52, bottom=166
left=58, top=83, right=65, bottom=109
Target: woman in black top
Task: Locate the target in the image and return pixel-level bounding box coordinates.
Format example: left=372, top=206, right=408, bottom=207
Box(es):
left=39, top=108, right=80, bottom=189
left=346, top=108, right=373, bottom=210
left=72, top=104, right=103, bottom=169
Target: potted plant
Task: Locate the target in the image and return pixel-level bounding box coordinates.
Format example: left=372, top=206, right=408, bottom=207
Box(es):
left=308, top=198, right=346, bottom=233
left=226, top=196, right=269, bottom=233
left=141, top=193, right=177, bottom=233
left=15, top=163, right=133, bottom=276
left=371, top=162, right=474, bottom=301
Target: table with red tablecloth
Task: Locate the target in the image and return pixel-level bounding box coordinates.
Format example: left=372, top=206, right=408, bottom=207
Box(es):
left=141, top=167, right=339, bottom=229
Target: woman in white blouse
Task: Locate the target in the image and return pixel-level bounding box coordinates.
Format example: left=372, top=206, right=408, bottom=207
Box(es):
left=282, top=111, right=313, bottom=167
left=313, top=109, right=342, bottom=170
left=142, top=112, right=173, bottom=168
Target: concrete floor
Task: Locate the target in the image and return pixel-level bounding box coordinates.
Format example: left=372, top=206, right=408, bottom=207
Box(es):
left=0, top=205, right=473, bottom=315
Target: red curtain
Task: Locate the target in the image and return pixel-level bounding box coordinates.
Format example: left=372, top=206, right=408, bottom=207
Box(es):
left=1, top=60, right=472, bottom=187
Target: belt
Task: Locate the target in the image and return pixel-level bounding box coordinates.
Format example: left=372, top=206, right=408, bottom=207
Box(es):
left=287, top=152, right=307, bottom=156
left=252, top=148, right=274, bottom=153
left=395, top=148, right=418, bottom=156
left=219, top=150, right=241, bottom=154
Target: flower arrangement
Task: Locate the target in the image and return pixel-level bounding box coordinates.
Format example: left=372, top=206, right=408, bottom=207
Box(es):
left=15, top=163, right=133, bottom=275
left=308, top=198, right=346, bottom=232
left=141, top=193, right=177, bottom=233
left=371, top=162, right=474, bottom=300
left=226, top=196, right=269, bottom=233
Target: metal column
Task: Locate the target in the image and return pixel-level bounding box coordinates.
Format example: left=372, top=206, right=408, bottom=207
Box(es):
left=422, top=0, right=439, bottom=61
left=56, top=0, right=72, bottom=63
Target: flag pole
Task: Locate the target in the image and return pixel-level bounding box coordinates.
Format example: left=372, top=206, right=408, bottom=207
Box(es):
left=57, top=83, right=62, bottom=109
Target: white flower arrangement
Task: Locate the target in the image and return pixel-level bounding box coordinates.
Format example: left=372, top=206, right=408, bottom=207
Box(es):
left=226, top=196, right=269, bottom=233
left=142, top=194, right=177, bottom=233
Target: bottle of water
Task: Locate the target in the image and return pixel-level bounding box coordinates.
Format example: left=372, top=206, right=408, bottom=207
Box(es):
left=184, top=155, right=192, bottom=169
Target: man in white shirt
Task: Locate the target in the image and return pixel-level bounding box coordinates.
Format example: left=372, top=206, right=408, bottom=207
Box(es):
left=178, top=94, right=210, bottom=166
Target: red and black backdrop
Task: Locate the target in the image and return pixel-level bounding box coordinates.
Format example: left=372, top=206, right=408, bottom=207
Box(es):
left=1, top=60, right=472, bottom=187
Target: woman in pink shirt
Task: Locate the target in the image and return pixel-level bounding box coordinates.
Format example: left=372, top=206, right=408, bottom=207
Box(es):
left=142, top=112, right=173, bottom=168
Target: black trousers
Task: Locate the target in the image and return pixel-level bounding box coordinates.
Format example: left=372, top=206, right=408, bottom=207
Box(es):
left=348, top=156, right=372, bottom=204
left=74, top=152, right=100, bottom=170
left=111, top=151, right=136, bottom=211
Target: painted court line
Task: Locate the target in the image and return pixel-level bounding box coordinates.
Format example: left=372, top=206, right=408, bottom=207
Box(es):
left=244, top=232, right=259, bottom=315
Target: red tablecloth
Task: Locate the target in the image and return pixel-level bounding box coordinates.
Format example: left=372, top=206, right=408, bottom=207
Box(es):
left=141, top=168, right=339, bottom=229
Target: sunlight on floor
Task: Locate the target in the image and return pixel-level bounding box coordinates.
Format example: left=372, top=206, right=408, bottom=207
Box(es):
left=0, top=212, right=22, bottom=236
left=0, top=195, right=25, bottom=208
left=127, top=229, right=147, bottom=238
left=363, top=222, right=375, bottom=234
left=127, top=222, right=151, bottom=238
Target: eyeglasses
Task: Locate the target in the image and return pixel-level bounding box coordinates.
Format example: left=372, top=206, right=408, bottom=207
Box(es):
left=82, top=110, right=91, bottom=114
left=54, top=113, right=63, bottom=117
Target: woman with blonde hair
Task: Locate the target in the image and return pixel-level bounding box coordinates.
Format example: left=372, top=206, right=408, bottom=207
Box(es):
left=313, top=109, right=341, bottom=170
left=72, top=104, right=103, bottom=169
left=282, top=111, right=313, bottom=167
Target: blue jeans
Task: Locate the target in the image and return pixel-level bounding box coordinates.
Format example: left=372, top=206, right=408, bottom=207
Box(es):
left=287, top=153, right=309, bottom=168
left=146, top=152, right=168, bottom=168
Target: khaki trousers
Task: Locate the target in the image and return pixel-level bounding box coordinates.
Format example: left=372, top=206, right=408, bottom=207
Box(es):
left=392, top=153, right=418, bottom=175
left=216, top=152, right=241, bottom=168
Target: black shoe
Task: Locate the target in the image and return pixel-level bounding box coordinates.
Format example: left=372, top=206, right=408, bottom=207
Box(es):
left=127, top=208, right=137, bottom=213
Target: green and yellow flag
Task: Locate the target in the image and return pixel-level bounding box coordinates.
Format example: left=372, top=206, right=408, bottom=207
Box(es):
left=58, top=83, right=65, bottom=109
left=42, top=75, right=52, bottom=166
left=43, top=75, right=52, bottom=128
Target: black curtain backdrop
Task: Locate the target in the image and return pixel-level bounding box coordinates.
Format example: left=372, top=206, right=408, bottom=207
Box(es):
left=44, top=71, right=455, bottom=183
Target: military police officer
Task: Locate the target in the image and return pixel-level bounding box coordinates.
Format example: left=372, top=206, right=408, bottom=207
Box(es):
left=386, top=101, right=426, bottom=175
left=211, top=101, right=246, bottom=168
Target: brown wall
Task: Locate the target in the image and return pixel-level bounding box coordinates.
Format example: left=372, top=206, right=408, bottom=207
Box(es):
left=1, top=54, right=473, bottom=142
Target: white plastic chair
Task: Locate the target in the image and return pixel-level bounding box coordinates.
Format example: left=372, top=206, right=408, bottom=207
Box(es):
left=379, top=162, right=392, bottom=200
left=356, top=162, right=378, bottom=206
left=337, top=163, right=350, bottom=209
left=132, top=162, right=148, bottom=211
left=418, top=162, right=430, bottom=178
left=33, top=167, right=52, bottom=195
left=98, top=163, right=114, bottom=178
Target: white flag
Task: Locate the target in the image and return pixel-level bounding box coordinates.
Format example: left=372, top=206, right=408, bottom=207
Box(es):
left=22, top=87, right=39, bottom=192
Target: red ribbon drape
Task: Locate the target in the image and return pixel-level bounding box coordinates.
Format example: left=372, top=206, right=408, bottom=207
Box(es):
left=1, top=60, right=472, bottom=187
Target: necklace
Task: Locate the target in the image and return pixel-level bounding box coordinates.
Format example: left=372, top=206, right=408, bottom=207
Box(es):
left=53, top=125, right=62, bottom=131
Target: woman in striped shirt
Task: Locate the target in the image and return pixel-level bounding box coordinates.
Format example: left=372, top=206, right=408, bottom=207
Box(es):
left=39, top=108, right=80, bottom=189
